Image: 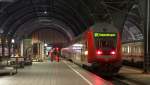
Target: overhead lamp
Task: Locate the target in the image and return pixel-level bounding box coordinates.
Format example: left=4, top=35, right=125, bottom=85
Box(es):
left=44, top=11, right=47, bottom=14
left=44, top=43, right=48, bottom=47
left=11, top=39, right=15, bottom=43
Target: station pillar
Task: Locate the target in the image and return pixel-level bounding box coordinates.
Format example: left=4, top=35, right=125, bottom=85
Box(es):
left=143, top=0, right=150, bottom=73
left=1, top=35, right=5, bottom=61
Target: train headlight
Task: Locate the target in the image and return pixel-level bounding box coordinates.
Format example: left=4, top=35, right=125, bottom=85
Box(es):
left=110, top=51, right=116, bottom=55
left=96, top=50, right=103, bottom=55
left=84, top=51, right=88, bottom=55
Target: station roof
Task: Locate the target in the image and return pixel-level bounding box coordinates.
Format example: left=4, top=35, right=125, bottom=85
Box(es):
left=0, top=0, right=144, bottom=43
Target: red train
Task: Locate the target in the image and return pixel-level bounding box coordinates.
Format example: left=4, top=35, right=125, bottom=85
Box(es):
left=61, top=23, right=122, bottom=75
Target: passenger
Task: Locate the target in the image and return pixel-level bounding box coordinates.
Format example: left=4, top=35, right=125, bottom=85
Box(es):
left=50, top=52, right=55, bottom=62
left=55, top=55, right=60, bottom=62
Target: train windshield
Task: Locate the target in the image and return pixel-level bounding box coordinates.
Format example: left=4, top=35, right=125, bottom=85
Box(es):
left=94, top=33, right=117, bottom=50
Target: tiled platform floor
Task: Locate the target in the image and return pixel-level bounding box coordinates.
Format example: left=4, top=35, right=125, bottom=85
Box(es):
left=0, top=60, right=111, bottom=85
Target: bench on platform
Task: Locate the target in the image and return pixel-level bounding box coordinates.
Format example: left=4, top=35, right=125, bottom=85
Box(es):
left=0, top=65, right=17, bottom=75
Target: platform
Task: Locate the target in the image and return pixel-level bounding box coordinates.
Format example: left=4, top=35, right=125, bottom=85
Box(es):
left=117, top=66, right=150, bottom=85
left=0, top=60, right=111, bottom=85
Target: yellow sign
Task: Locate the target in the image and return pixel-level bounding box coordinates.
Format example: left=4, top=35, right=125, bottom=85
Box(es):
left=94, top=33, right=116, bottom=37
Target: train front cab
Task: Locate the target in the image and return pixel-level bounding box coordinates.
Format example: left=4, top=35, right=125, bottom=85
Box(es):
left=86, top=31, right=122, bottom=75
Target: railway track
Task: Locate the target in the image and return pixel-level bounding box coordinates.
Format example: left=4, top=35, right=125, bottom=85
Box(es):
left=110, top=75, right=146, bottom=85
left=94, top=66, right=149, bottom=85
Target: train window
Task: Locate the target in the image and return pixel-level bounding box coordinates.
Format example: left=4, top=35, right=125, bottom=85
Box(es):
left=95, top=37, right=116, bottom=50
left=124, top=46, right=128, bottom=53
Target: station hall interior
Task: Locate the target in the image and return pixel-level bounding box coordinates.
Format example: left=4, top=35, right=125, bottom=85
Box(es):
left=0, top=0, right=150, bottom=85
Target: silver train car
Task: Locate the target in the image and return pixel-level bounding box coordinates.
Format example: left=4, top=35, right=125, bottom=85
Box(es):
left=122, top=42, right=144, bottom=67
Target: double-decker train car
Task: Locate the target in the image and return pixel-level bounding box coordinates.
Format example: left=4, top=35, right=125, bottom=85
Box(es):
left=122, top=42, right=144, bottom=67
left=61, top=23, right=122, bottom=75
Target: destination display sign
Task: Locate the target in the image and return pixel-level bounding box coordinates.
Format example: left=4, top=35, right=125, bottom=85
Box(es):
left=94, top=33, right=116, bottom=37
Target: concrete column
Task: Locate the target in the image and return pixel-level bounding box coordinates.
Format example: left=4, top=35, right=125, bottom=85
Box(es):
left=143, top=0, right=150, bottom=72
left=8, top=37, right=11, bottom=57
left=1, top=35, right=5, bottom=59
left=20, top=40, right=24, bottom=57
left=41, top=42, right=45, bottom=60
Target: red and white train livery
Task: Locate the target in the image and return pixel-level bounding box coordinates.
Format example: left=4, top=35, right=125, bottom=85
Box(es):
left=61, top=23, right=122, bottom=75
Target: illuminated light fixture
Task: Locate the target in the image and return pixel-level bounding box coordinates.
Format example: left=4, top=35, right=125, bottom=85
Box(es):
left=44, top=11, right=47, bottom=14
left=84, top=51, right=88, bottom=55
left=96, top=50, right=103, bottom=55
left=110, top=51, right=116, bottom=55
left=44, top=43, right=48, bottom=47
left=73, top=44, right=83, bottom=47
left=11, top=39, right=15, bottom=43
